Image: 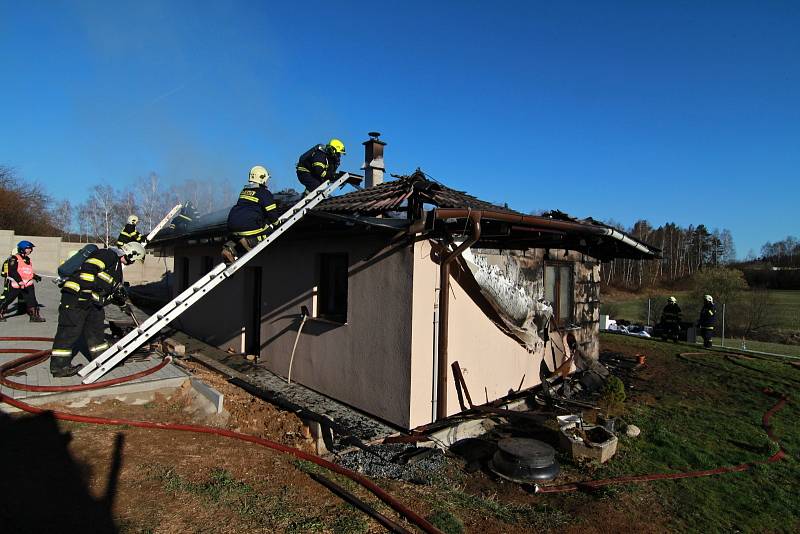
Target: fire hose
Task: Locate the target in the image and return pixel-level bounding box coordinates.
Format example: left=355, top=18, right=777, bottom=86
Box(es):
left=0, top=337, right=442, bottom=534
left=536, top=351, right=790, bottom=494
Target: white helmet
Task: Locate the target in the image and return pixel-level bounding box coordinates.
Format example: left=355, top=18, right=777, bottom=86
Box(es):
left=704, top=294, right=713, bottom=303
left=127, top=215, right=139, bottom=225
left=668, top=296, right=677, bottom=304
left=121, top=241, right=146, bottom=262
left=248, top=165, right=270, bottom=186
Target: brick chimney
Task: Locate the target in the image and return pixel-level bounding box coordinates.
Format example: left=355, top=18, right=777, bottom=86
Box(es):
left=362, top=132, right=386, bottom=188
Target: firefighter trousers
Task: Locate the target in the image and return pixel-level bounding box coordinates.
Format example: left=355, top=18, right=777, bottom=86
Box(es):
left=0, top=285, right=39, bottom=312
left=51, top=302, right=109, bottom=362
left=297, top=171, right=323, bottom=194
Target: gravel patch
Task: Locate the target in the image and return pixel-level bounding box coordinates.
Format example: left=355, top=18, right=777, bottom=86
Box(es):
left=336, top=443, right=447, bottom=482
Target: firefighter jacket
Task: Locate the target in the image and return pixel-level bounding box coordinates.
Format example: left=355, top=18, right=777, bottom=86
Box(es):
left=169, top=203, right=199, bottom=231
left=61, top=249, right=123, bottom=307
left=698, top=302, right=717, bottom=329
left=8, top=254, right=36, bottom=289
left=116, top=224, right=144, bottom=247
left=227, top=184, right=279, bottom=235
left=296, top=145, right=340, bottom=184
left=660, top=302, right=682, bottom=325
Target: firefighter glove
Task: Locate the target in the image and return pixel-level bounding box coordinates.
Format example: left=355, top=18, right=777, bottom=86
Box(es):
left=111, top=287, right=128, bottom=306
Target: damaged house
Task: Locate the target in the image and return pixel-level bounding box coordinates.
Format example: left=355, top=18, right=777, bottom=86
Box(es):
left=150, top=135, right=659, bottom=430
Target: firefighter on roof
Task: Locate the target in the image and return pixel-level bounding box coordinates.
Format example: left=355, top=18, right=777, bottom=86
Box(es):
left=116, top=214, right=145, bottom=247
left=169, top=201, right=198, bottom=233
left=295, top=138, right=346, bottom=194
left=222, top=166, right=280, bottom=263
left=50, top=241, right=145, bottom=377
left=0, top=241, right=45, bottom=322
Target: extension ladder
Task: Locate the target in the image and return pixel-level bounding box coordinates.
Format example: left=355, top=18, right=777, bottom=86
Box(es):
left=145, top=203, right=183, bottom=244
left=80, top=173, right=353, bottom=384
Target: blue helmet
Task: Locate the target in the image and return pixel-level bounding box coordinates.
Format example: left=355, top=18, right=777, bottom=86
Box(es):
left=17, top=240, right=34, bottom=252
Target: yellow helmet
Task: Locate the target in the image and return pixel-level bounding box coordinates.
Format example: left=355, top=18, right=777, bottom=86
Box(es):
left=248, top=165, right=270, bottom=185
left=328, top=138, right=346, bottom=155
left=127, top=215, right=139, bottom=225
left=668, top=296, right=677, bottom=303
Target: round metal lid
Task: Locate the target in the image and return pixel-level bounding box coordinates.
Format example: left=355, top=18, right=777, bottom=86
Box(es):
left=496, top=438, right=556, bottom=467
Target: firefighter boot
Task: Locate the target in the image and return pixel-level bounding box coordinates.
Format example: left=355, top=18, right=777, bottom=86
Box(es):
left=50, top=355, right=82, bottom=378
left=0, top=306, right=6, bottom=322
left=221, top=241, right=237, bottom=265
left=28, top=307, right=46, bottom=322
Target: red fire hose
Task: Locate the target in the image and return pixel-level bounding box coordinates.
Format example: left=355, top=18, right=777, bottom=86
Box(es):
left=536, top=351, right=790, bottom=494
left=0, top=338, right=443, bottom=534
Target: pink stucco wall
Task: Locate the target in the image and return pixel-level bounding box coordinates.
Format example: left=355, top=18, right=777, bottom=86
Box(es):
left=169, top=235, right=598, bottom=430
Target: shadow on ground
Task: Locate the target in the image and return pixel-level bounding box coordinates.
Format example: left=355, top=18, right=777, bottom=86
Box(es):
left=0, top=410, right=119, bottom=534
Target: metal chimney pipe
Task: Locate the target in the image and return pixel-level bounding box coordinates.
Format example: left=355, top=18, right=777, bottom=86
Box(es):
left=362, top=131, right=386, bottom=188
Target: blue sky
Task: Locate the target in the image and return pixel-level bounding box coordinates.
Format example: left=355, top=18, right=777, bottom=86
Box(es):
left=1, top=1, right=798, bottom=257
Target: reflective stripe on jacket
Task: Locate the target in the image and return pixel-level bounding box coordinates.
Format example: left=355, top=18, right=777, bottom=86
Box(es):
left=9, top=254, right=34, bottom=289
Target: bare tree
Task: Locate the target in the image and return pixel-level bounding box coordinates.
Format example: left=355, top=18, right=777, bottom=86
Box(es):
left=86, top=185, right=121, bottom=247
left=50, top=200, right=73, bottom=237
left=735, top=288, right=775, bottom=337
left=135, top=172, right=179, bottom=234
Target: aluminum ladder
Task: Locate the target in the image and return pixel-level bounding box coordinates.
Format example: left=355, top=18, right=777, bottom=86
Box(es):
left=144, top=203, right=183, bottom=244
left=80, top=173, right=353, bottom=384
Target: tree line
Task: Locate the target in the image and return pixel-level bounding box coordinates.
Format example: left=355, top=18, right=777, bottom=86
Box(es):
left=0, top=165, right=236, bottom=246
left=602, top=220, right=736, bottom=289
left=758, top=236, right=800, bottom=268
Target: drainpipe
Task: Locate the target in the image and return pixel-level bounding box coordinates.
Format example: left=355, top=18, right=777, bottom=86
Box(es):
left=435, top=210, right=482, bottom=420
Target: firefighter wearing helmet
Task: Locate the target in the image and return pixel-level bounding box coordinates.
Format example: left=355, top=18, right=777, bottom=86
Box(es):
left=222, top=165, right=280, bottom=263
left=116, top=214, right=145, bottom=247
left=50, top=241, right=146, bottom=377
left=697, top=294, right=717, bottom=348
left=0, top=241, right=45, bottom=322
left=295, top=138, right=346, bottom=194
left=659, top=296, right=682, bottom=343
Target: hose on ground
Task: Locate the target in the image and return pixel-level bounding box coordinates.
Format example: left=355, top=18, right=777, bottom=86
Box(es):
left=0, top=337, right=442, bottom=534
left=536, top=351, right=790, bottom=494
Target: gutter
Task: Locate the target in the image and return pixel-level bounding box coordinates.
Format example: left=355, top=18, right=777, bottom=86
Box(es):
left=433, top=207, right=656, bottom=256
left=433, top=210, right=482, bottom=421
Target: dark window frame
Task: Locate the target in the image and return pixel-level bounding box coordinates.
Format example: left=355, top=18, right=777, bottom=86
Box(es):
left=180, top=257, right=190, bottom=291
left=202, top=255, right=214, bottom=275
left=544, top=261, right=574, bottom=323
left=317, top=253, right=349, bottom=323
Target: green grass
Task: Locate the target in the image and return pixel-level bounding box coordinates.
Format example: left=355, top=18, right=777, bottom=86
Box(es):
left=147, top=465, right=369, bottom=533
left=603, top=289, right=800, bottom=331
left=709, top=336, right=800, bottom=358
left=596, top=333, right=800, bottom=533
left=423, top=473, right=570, bottom=531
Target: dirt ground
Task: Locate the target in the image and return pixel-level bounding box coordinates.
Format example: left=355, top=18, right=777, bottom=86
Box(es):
left=1, top=342, right=751, bottom=534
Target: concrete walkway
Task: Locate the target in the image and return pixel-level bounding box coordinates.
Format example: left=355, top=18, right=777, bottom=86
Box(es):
left=0, top=276, right=188, bottom=409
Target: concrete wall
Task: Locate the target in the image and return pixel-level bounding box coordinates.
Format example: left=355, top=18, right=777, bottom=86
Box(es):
left=171, top=232, right=417, bottom=428
left=0, top=230, right=172, bottom=283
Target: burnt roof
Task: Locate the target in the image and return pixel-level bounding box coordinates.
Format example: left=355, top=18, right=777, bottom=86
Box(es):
left=317, top=170, right=519, bottom=216
left=150, top=169, right=660, bottom=260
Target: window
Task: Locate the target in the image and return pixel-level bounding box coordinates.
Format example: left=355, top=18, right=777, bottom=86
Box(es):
left=317, top=253, right=348, bottom=323
left=180, top=257, right=190, bottom=291
left=202, top=256, right=214, bottom=275
left=545, top=263, right=574, bottom=322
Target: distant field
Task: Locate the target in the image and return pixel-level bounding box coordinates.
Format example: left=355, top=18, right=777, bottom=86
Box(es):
left=603, top=289, right=800, bottom=331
